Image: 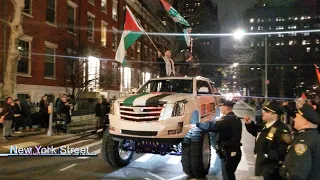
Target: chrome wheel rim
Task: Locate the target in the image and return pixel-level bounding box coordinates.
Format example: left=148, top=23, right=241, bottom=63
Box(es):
left=118, top=142, right=132, bottom=160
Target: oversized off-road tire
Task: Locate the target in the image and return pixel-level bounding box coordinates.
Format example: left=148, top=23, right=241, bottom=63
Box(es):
left=102, top=132, right=133, bottom=167
left=181, top=129, right=211, bottom=178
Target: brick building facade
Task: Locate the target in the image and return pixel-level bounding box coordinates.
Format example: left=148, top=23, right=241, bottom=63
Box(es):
left=0, top=0, right=172, bottom=101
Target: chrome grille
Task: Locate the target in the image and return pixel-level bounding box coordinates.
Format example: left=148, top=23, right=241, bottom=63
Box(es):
left=119, top=106, right=163, bottom=121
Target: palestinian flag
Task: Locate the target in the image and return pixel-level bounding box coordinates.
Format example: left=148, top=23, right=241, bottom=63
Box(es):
left=115, top=6, right=144, bottom=64
left=314, top=64, right=320, bottom=84
left=160, top=0, right=190, bottom=27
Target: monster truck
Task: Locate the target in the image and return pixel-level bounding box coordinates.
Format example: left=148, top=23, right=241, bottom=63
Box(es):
left=102, top=76, right=220, bottom=178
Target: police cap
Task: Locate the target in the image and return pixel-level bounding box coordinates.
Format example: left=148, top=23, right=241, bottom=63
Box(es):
left=263, top=101, right=284, bottom=115
left=297, top=104, right=320, bottom=125
left=220, top=100, right=235, bottom=108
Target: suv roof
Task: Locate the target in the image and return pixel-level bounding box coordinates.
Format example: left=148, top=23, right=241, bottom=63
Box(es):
left=149, top=76, right=214, bottom=84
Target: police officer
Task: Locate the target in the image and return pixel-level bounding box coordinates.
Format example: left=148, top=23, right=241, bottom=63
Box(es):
left=281, top=103, right=320, bottom=180
left=187, top=100, right=242, bottom=180
left=244, top=102, right=292, bottom=180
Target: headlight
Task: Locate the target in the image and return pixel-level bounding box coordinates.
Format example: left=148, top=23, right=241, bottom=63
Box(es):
left=172, top=101, right=187, bottom=117
left=110, top=102, right=115, bottom=115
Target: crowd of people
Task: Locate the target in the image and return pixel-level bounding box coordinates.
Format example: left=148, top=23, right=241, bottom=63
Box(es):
left=187, top=96, right=320, bottom=180
left=0, top=94, right=76, bottom=140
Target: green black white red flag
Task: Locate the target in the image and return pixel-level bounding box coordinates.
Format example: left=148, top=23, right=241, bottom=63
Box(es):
left=115, top=6, right=144, bottom=64
left=160, top=0, right=190, bottom=27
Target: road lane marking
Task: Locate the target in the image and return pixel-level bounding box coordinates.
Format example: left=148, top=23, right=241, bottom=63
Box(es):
left=237, top=146, right=250, bottom=171
left=168, top=174, right=187, bottom=180
left=79, top=140, right=102, bottom=149
left=57, top=139, right=91, bottom=149
left=77, top=157, right=89, bottom=159
left=60, top=164, right=77, bottom=171
left=135, top=153, right=154, bottom=162
left=147, top=172, right=165, bottom=180
left=240, top=100, right=255, bottom=111
left=166, top=156, right=181, bottom=164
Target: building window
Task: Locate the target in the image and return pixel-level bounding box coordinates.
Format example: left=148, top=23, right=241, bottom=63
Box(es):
left=112, top=0, right=118, bottom=20
left=289, top=40, right=294, bottom=45
left=268, top=18, right=272, bottom=21
left=131, top=44, right=135, bottom=58
left=258, top=26, right=263, bottom=31
left=24, top=0, right=32, bottom=15
left=250, top=18, right=254, bottom=23
left=288, top=25, right=297, bottom=29
left=88, top=0, right=94, bottom=5
left=281, top=41, right=284, bottom=46
left=289, top=33, right=297, bottom=36
left=302, top=40, right=311, bottom=45
left=101, top=21, right=108, bottom=47
left=306, top=47, right=310, bottom=52
left=101, top=0, right=107, bottom=12
left=303, top=33, right=309, bottom=36
left=17, top=39, right=31, bottom=74
left=316, top=47, right=319, bottom=52
left=276, top=26, right=284, bottom=30
left=268, top=26, right=272, bottom=30
left=46, top=0, right=56, bottom=24
left=250, top=26, right=254, bottom=31
left=67, top=1, right=77, bottom=33
left=112, top=27, right=118, bottom=51
left=87, top=12, right=95, bottom=41
left=44, top=42, right=57, bottom=78
left=304, top=25, right=310, bottom=29
left=316, top=39, right=320, bottom=44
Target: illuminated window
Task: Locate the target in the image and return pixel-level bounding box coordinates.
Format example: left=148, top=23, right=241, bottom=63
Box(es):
left=289, top=40, right=293, bottom=45
left=316, top=39, right=320, bottom=44
left=112, top=0, right=118, bottom=20
left=250, top=18, right=254, bottom=23
left=250, top=26, right=254, bottom=31
left=268, top=26, right=272, bottom=30
left=87, top=56, right=100, bottom=90
left=137, top=42, right=141, bottom=60
left=101, top=0, right=107, bottom=12
left=304, top=33, right=309, bottom=36
left=101, top=21, right=108, bottom=47
left=306, top=47, right=310, bottom=52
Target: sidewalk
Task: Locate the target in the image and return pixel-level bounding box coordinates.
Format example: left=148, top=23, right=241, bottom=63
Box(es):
left=0, top=118, right=99, bottom=153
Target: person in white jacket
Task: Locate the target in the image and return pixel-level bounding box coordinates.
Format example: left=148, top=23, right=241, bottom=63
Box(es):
left=157, top=50, right=175, bottom=76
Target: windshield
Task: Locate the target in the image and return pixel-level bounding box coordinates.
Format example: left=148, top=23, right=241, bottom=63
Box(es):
left=137, top=79, right=193, bottom=93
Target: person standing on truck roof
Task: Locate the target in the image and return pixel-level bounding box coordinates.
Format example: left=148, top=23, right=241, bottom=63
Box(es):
left=187, top=100, right=242, bottom=180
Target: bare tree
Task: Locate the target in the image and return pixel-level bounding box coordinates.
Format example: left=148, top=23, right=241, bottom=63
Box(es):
left=60, top=57, right=100, bottom=102
left=0, top=0, right=24, bottom=97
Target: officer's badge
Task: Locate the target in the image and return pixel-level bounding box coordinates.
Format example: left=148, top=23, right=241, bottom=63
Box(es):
left=266, top=127, right=277, bottom=141
left=295, top=144, right=308, bottom=155
left=281, top=134, right=292, bottom=144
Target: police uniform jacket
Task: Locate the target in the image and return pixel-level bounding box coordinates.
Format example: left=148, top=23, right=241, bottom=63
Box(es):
left=196, top=112, right=242, bottom=151
left=245, top=120, right=292, bottom=176
left=283, top=129, right=320, bottom=180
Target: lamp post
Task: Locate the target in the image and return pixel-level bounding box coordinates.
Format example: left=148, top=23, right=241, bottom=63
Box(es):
left=233, top=29, right=268, bottom=100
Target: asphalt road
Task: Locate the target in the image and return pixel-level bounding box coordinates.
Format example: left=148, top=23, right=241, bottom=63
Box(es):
left=0, top=102, right=260, bottom=180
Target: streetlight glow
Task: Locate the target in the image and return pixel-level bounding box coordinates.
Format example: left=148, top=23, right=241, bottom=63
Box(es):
left=233, top=29, right=245, bottom=40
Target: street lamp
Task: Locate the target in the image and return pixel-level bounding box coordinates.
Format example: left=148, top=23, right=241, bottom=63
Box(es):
left=233, top=29, right=268, bottom=101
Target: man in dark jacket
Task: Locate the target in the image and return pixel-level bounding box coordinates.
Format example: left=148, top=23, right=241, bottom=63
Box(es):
left=187, top=100, right=242, bottom=180
left=13, top=99, right=23, bottom=133
left=21, top=95, right=33, bottom=131
left=244, top=102, right=292, bottom=180
left=281, top=103, right=320, bottom=180
left=95, top=99, right=103, bottom=131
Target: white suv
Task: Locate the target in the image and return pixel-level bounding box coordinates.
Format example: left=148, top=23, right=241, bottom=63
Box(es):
left=102, top=76, right=220, bottom=178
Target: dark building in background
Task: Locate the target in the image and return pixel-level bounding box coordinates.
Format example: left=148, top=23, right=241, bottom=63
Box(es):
left=171, top=0, right=220, bottom=82
left=243, top=0, right=320, bottom=98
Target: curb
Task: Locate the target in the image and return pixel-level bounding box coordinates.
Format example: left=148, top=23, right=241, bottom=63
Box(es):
left=240, top=100, right=255, bottom=111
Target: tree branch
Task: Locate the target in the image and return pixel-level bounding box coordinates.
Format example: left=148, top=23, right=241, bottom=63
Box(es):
left=0, top=19, right=12, bottom=29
